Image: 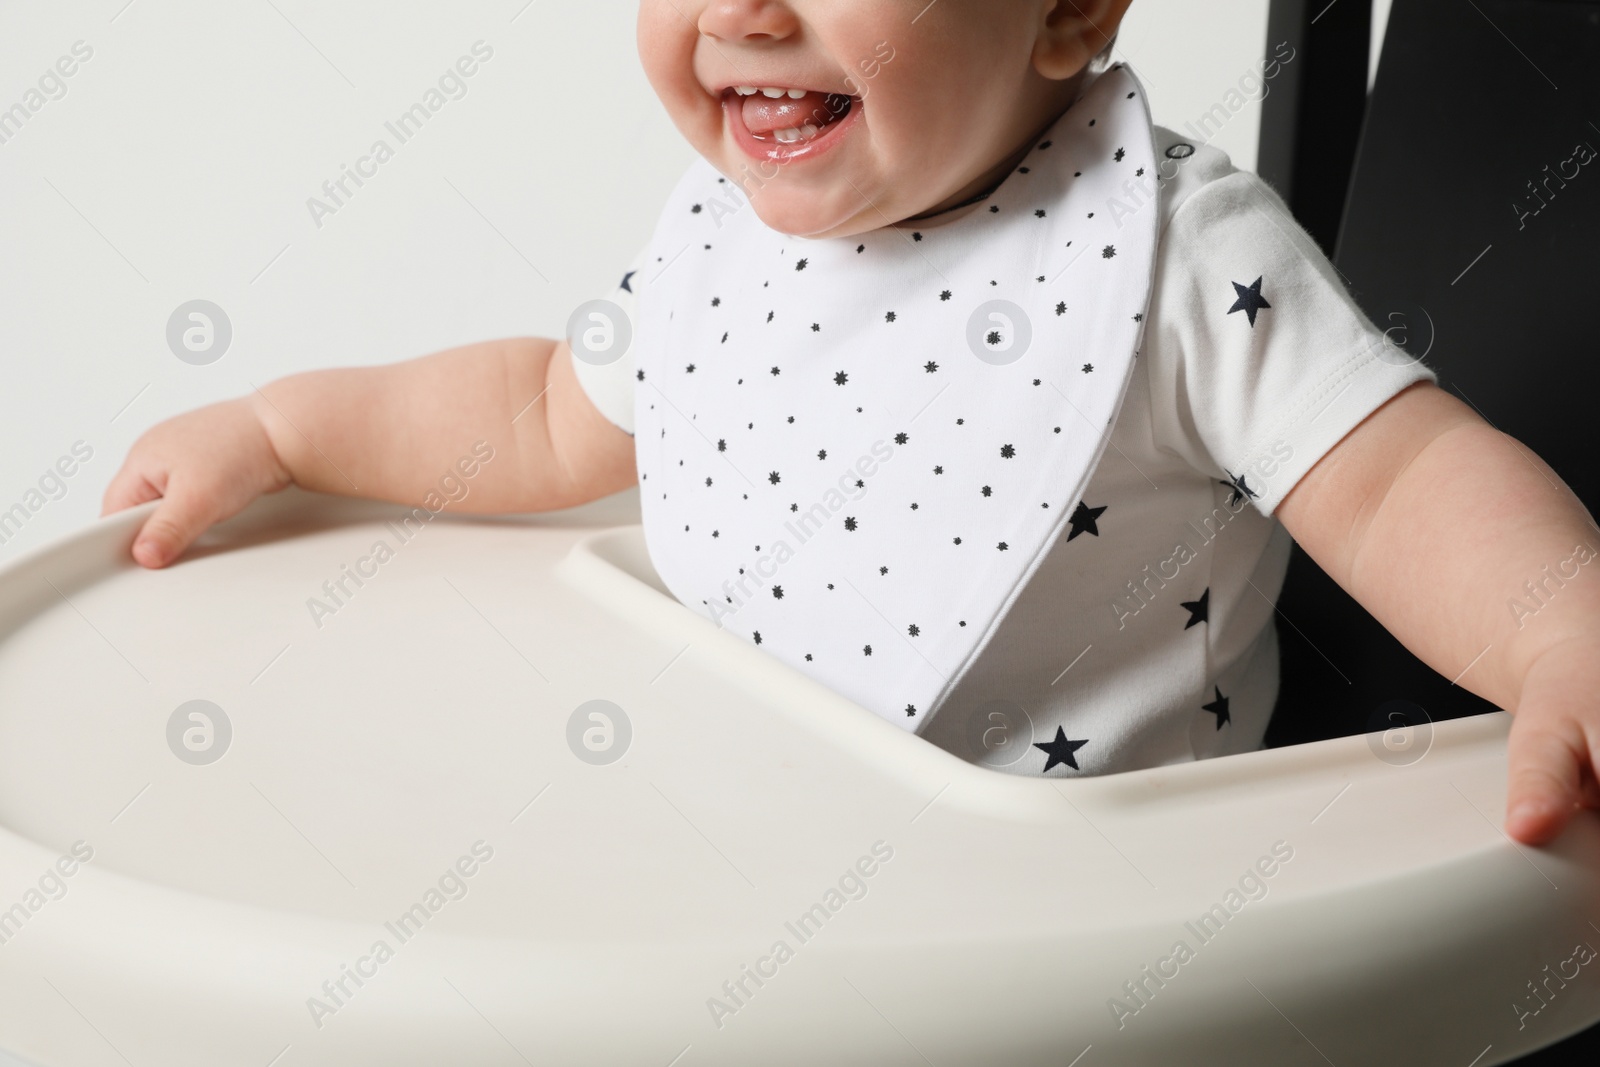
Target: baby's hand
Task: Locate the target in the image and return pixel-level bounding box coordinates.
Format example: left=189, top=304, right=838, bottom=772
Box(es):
left=1505, top=638, right=1600, bottom=845
left=102, top=398, right=292, bottom=569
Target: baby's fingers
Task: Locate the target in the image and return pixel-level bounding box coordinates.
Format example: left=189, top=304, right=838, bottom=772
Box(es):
left=130, top=479, right=223, bottom=569
left=101, top=462, right=164, bottom=518
left=1504, top=702, right=1596, bottom=845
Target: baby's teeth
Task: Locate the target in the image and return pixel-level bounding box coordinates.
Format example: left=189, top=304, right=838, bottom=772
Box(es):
left=761, top=87, right=786, bottom=98
left=787, top=88, right=806, bottom=99
left=735, top=85, right=757, bottom=96
left=773, top=124, right=821, bottom=143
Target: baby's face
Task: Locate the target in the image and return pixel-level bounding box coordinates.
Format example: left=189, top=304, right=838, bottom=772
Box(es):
left=637, top=0, right=1118, bottom=238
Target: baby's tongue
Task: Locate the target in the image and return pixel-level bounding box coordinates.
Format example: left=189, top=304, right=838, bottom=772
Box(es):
left=741, top=91, right=841, bottom=135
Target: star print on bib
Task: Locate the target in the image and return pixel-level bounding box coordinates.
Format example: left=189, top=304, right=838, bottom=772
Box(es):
left=632, top=64, right=1161, bottom=735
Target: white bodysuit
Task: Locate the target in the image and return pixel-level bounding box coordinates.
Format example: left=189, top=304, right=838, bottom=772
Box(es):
left=571, top=67, right=1436, bottom=777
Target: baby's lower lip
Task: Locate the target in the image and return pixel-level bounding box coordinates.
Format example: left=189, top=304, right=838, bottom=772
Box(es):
left=724, top=90, right=859, bottom=165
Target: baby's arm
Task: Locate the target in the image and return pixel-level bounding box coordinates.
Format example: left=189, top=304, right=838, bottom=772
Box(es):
left=1276, top=380, right=1600, bottom=845
left=103, top=338, right=637, bottom=567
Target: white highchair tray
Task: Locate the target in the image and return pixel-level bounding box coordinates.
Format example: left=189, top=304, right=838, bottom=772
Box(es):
left=0, top=486, right=1594, bottom=1066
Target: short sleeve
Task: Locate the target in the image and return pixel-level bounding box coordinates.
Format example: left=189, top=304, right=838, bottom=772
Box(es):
left=1144, top=168, right=1439, bottom=516
left=568, top=246, right=647, bottom=437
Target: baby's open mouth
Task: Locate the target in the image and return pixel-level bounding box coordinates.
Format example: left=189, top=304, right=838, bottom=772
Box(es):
left=726, top=85, right=856, bottom=146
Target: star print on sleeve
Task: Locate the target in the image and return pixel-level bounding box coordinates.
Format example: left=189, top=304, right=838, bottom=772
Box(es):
left=1227, top=276, right=1271, bottom=327
left=1181, top=588, right=1209, bottom=628
left=1221, top=471, right=1258, bottom=506
left=1202, top=685, right=1231, bottom=729
left=1034, top=726, right=1089, bottom=771
left=619, top=270, right=636, bottom=292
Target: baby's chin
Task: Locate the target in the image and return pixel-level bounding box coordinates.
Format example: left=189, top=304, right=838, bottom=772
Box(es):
left=742, top=184, right=910, bottom=241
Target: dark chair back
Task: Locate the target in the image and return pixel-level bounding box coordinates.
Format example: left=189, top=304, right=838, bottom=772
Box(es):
left=1266, top=0, right=1600, bottom=748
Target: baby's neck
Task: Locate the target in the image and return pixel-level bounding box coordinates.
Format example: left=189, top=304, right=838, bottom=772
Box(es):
left=906, top=69, right=1093, bottom=224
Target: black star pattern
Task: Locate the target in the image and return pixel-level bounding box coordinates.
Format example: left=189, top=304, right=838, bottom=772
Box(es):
left=620, top=270, right=636, bottom=292
left=1227, top=276, right=1271, bottom=327
left=691, top=204, right=703, bottom=214
left=686, top=363, right=696, bottom=373
left=1067, top=500, right=1107, bottom=540
left=1034, top=727, right=1089, bottom=772
left=1181, top=588, right=1210, bottom=629
left=631, top=74, right=1163, bottom=741
left=1222, top=470, right=1258, bottom=506
left=1202, top=685, right=1231, bottom=729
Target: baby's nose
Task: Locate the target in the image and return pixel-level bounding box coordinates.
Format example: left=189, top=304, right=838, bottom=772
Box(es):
left=698, top=0, right=801, bottom=44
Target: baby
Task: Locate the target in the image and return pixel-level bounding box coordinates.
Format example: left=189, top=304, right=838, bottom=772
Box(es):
left=105, top=0, right=1600, bottom=847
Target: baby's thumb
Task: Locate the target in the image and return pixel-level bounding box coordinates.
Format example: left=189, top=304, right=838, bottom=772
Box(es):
left=131, top=485, right=216, bottom=569
left=1504, top=709, right=1589, bottom=845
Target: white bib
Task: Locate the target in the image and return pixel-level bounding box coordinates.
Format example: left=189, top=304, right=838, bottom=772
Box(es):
left=632, top=64, right=1160, bottom=733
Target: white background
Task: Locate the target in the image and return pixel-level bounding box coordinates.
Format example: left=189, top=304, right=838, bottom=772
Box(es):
left=0, top=0, right=1386, bottom=559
